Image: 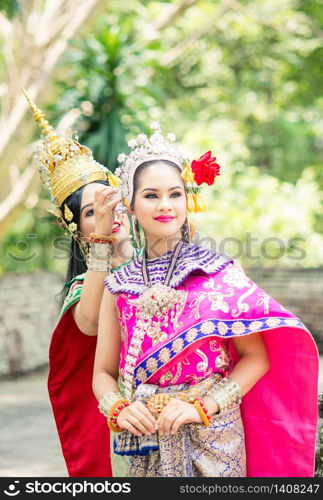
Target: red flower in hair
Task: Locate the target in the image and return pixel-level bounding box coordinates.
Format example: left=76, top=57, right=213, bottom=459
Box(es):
left=191, top=151, right=220, bottom=186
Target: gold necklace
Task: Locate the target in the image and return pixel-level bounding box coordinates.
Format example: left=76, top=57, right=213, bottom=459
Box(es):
left=122, top=240, right=187, bottom=398
left=138, top=240, right=185, bottom=319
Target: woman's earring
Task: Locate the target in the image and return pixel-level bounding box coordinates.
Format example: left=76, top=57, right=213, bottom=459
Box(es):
left=135, top=218, right=145, bottom=250
left=181, top=218, right=191, bottom=243
left=75, top=231, right=89, bottom=261
left=130, top=215, right=141, bottom=250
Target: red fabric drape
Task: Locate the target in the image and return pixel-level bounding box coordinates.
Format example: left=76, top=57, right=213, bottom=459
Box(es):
left=48, top=308, right=112, bottom=477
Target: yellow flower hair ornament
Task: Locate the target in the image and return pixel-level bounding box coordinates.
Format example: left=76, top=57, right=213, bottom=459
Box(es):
left=181, top=152, right=221, bottom=213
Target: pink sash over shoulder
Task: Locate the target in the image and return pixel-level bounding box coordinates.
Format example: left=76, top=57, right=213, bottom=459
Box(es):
left=105, top=243, right=319, bottom=477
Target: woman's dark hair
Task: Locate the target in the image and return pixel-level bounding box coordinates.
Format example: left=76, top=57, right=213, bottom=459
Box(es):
left=130, top=160, right=183, bottom=206
left=59, top=180, right=108, bottom=305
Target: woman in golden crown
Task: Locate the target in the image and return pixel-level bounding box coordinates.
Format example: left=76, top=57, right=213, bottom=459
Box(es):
left=24, top=89, right=136, bottom=477
left=93, top=122, right=318, bottom=477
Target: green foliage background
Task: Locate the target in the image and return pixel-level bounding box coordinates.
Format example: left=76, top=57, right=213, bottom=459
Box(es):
left=1, top=0, right=322, bottom=274
left=0, top=0, right=21, bottom=19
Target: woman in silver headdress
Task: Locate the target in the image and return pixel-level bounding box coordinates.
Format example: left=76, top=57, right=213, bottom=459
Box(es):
left=93, top=123, right=318, bottom=477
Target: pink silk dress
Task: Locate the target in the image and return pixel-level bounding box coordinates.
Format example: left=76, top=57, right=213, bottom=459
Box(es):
left=105, top=243, right=318, bottom=477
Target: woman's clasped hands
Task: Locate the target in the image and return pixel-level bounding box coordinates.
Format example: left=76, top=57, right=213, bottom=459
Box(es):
left=116, top=401, right=156, bottom=437
left=117, top=398, right=203, bottom=437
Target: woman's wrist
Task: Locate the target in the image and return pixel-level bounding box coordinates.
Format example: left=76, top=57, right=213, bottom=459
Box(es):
left=98, top=391, right=123, bottom=418
left=116, top=406, right=129, bottom=429
left=193, top=398, right=212, bottom=426
left=200, top=396, right=220, bottom=416
left=108, top=399, right=130, bottom=432
left=86, top=238, right=113, bottom=273
left=94, top=225, right=113, bottom=237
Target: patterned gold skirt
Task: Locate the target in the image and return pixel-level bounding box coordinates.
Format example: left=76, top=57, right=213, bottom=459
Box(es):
left=113, top=379, right=246, bottom=477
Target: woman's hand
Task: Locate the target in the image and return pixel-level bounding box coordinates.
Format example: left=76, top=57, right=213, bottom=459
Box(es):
left=156, top=398, right=201, bottom=436
left=93, top=187, right=122, bottom=236
left=117, top=401, right=157, bottom=437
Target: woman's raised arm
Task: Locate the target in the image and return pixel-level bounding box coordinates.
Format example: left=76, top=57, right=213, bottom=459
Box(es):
left=72, top=189, right=130, bottom=336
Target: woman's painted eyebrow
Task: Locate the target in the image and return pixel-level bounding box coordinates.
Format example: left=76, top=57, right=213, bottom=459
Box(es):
left=140, top=186, right=183, bottom=193
left=80, top=203, right=93, bottom=214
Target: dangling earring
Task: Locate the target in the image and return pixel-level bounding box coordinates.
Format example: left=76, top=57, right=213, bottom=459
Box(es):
left=131, top=215, right=146, bottom=251
left=130, top=215, right=141, bottom=250
left=135, top=218, right=141, bottom=249
left=181, top=218, right=191, bottom=243
left=76, top=232, right=90, bottom=261
left=135, top=218, right=146, bottom=250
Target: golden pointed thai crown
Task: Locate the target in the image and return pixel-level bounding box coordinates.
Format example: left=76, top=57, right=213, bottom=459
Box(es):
left=22, top=87, right=120, bottom=208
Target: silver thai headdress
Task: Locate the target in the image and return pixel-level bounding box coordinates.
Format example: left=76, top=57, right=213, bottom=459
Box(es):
left=115, top=121, right=186, bottom=206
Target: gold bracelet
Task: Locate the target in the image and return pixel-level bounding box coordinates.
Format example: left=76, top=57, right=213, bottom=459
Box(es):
left=89, top=232, right=117, bottom=243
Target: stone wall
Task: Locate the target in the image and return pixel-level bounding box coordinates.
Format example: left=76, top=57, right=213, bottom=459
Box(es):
left=0, top=268, right=322, bottom=378
left=246, top=267, right=323, bottom=351
left=0, top=272, right=63, bottom=378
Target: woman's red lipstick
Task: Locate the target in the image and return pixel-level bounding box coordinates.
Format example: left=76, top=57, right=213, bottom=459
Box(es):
left=111, top=221, right=121, bottom=233
left=154, top=216, right=175, bottom=223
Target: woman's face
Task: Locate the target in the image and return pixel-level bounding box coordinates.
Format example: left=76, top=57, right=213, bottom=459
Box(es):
left=131, top=163, right=187, bottom=241
left=79, top=182, right=130, bottom=239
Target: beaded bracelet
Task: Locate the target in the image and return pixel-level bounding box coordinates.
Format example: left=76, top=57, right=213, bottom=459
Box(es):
left=87, top=237, right=112, bottom=244
left=89, top=232, right=117, bottom=243
left=107, top=399, right=130, bottom=433
left=193, top=398, right=212, bottom=427
left=178, top=394, right=212, bottom=427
